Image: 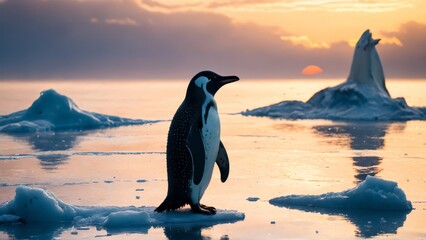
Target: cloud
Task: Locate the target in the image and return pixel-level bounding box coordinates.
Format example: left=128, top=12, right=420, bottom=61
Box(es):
left=90, top=17, right=139, bottom=26
left=104, top=18, right=139, bottom=26
left=379, top=37, right=403, bottom=47
left=139, top=0, right=414, bottom=13
left=222, top=0, right=413, bottom=13
left=379, top=21, right=426, bottom=78
left=207, top=0, right=280, bottom=8
left=134, top=0, right=203, bottom=13
left=281, top=35, right=331, bottom=49
left=131, top=0, right=414, bottom=13
left=0, top=0, right=424, bottom=79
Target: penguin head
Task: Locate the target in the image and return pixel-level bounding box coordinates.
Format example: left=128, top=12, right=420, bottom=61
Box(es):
left=185, top=71, right=239, bottom=102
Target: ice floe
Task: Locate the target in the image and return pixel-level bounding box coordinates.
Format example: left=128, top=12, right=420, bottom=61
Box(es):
left=243, top=30, right=426, bottom=121
left=0, top=186, right=245, bottom=230
left=0, top=89, right=156, bottom=133
left=246, top=197, right=260, bottom=202
left=269, top=176, right=412, bottom=237
left=269, top=176, right=412, bottom=211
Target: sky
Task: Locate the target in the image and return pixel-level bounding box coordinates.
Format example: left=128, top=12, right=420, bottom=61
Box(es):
left=0, top=0, right=425, bottom=79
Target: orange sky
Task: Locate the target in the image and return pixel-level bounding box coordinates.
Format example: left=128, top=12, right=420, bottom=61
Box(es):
left=1, top=0, right=425, bottom=79
left=136, top=0, right=426, bottom=48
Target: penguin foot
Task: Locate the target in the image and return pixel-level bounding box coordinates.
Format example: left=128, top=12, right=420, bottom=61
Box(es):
left=200, top=204, right=217, bottom=213
left=190, top=203, right=216, bottom=215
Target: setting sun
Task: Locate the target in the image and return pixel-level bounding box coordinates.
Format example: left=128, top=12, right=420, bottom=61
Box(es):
left=301, top=65, right=324, bottom=75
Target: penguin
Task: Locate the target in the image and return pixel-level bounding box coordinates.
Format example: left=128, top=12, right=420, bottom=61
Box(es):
left=155, top=71, right=239, bottom=215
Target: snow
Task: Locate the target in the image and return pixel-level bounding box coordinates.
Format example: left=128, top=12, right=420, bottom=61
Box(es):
left=0, top=186, right=245, bottom=229
left=103, top=210, right=155, bottom=228
left=269, top=176, right=412, bottom=211
left=242, top=30, right=426, bottom=121
left=0, top=89, right=156, bottom=133
left=2, top=186, right=76, bottom=222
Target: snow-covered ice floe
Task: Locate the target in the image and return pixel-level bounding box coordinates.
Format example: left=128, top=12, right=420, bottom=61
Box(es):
left=0, top=186, right=245, bottom=229
left=242, top=30, right=426, bottom=121
left=270, top=176, right=412, bottom=211
left=269, top=176, right=412, bottom=238
left=0, top=89, right=157, bottom=133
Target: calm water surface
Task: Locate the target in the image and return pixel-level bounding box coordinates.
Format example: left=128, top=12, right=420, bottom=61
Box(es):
left=0, top=79, right=425, bottom=239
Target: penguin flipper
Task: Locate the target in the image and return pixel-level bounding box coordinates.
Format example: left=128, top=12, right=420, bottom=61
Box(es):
left=216, top=141, right=230, bottom=182
left=187, top=125, right=205, bottom=185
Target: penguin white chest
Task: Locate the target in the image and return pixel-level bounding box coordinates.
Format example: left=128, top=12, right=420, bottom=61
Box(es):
left=190, top=100, right=220, bottom=203
left=202, top=105, right=221, bottom=164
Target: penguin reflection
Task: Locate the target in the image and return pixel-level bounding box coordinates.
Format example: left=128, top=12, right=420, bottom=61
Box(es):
left=163, top=225, right=231, bottom=240
left=163, top=225, right=207, bottom=240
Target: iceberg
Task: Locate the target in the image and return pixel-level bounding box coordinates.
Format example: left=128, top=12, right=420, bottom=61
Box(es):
left=0, top=186, right=245, bottom=233
left=0, top=89, right=156, bottom=133
left=243, top=30, right=426, bottom=121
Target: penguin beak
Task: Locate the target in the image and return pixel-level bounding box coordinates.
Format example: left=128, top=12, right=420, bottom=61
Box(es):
left=218, top=75, right=239, bottom=86
left=207, top=75, right=239, bottom=95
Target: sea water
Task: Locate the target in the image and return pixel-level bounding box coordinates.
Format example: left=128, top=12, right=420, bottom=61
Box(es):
left=0, top=79, right=425, bottom=239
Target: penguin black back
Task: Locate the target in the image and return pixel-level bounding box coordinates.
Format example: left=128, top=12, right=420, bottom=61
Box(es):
left=156, top=103, right=200, bottom=211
